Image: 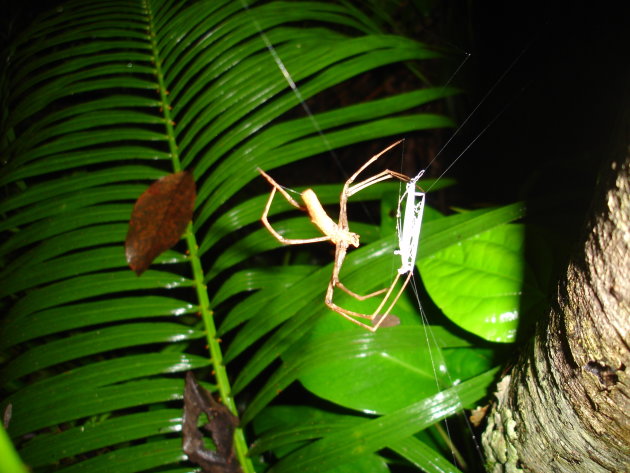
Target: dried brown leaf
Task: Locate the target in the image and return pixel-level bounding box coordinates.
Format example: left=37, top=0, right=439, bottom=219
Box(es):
left=183, top=372, right=242, bottom=473
left=125, top=171, right=195, bottom=275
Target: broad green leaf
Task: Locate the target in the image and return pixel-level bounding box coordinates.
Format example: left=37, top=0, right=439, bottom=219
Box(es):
left=252, top=406, right=389, bottom=473
left=294, top=326, right=479, bottom=415
left=244, top=328, right=447, bottom=421
left=0, top=424, right=29, bottom=473
left=269, top=368, right=498, bottom=473
left=419, top=222, right=543, bottom=342
left=389, top=436, right=463, bottom=473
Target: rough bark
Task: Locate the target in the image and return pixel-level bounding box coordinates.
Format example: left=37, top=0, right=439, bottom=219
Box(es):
left=482, top=142, right=630, bottom=471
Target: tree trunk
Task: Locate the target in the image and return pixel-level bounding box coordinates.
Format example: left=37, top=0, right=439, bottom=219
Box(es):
left=482, top=134, right=630, bottom=469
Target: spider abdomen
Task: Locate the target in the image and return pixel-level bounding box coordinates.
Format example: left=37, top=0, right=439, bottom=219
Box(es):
left=302, top=189, right=359, bottom=247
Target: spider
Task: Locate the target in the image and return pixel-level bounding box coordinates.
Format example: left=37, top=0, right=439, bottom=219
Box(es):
left=258, top=140, right=426, bottom=331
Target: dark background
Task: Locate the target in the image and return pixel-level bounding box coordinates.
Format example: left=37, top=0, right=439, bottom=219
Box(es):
left=372, top=1, right=629, bottom=270
left=437, top=2, right=628, bottom=231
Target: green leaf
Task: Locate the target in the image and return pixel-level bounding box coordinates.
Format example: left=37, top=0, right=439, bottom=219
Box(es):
left=252, top=406, right=389, bottom=473
left=419, top=222, right=543, bottom=342
left=20, top=412, right=183, bottom=468
left=4, top=355, right=210, bottom=437
left=215, top=266, right=317, bottom=335
left=49, top=439, right=186, bottom=473
left=0, top=323, right=205, bottom=384
left=389, top=436, right=463, bottom=473
left=0, top=423, right=29, bottom=473
left=5, top=270, right=193, bottom=320
left=0, top=296, right=196, bottom=350
left=268, top=368, right=498, bottom=473
left=244, top=327, right=471, bottom=421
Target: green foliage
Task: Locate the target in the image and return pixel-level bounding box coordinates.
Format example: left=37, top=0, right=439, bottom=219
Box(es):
left=419, top=222, right=544, bottom=342
left=0, top=1, right=536, bottom=472
left=0, top=423, right=29, bottom=473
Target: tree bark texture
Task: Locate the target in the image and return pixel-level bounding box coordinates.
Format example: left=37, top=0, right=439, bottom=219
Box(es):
left=482, top=142, right=630, bottom=472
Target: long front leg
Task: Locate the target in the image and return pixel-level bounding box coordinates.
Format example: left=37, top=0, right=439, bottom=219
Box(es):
left=260, top=170, right=332, bottom=245
left=258, top=168, right=303, bottom=209
left=347, top=169, right=410, bottom=197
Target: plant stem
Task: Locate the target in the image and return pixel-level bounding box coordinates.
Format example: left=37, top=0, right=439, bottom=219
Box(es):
left=146, top=3, right=254, bottom=470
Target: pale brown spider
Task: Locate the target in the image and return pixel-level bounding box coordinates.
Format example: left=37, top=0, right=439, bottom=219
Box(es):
left=259, top=140, right=420, bottom=331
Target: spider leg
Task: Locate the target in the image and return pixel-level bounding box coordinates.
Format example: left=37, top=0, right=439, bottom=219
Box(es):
left=336, top=142, right=409, bottom=228
left=326, top=271, right=412, bottom=331
left=327, top=245, right=388, bottom=299
left=325, top=296, right=401, bottom=331
left=325, top=244, right=411, bottom=331
left=347, top=169, right=410, bottom=197
left=258, top=168, right=303, bottom=209
left=346, top=140, right=404, bottom=185
left=322, top=142, right=418, bottom=330
left=336, top=281, right=388, bottom=300
left=260, top=172, right=332, bottom=245
left=370, top=271, right=413, bottom=331
left=325, top=300, right=394, bottom=331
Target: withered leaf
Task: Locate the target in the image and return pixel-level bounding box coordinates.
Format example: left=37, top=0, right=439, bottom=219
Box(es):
left=183, top=372, right=242, bottom=473
left=125, top=170, right=195, bottom=275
